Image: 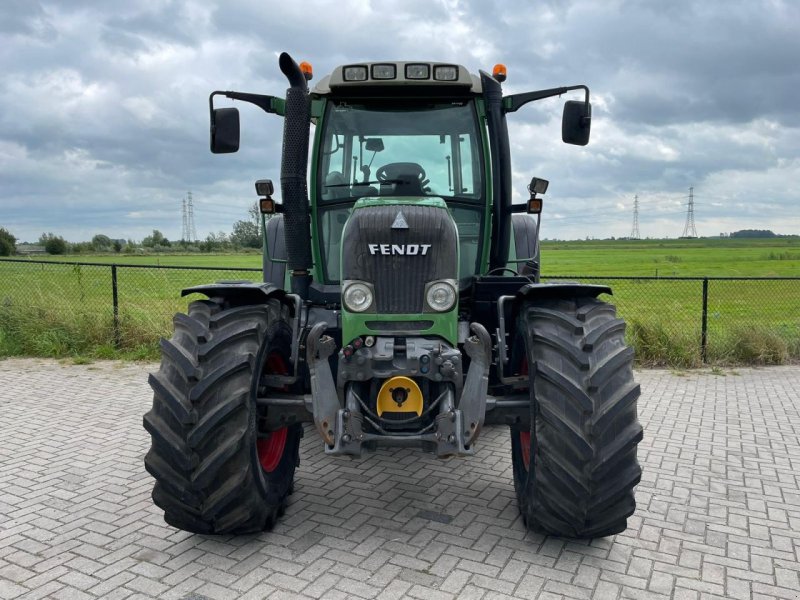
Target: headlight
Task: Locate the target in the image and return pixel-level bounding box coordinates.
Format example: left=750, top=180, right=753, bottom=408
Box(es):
left=343, top=281, right=373, bottom=312
left=425, top=281, right=457, bottom=312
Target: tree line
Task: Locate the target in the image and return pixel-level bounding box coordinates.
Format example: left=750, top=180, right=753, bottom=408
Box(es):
left=0, top=204, right=264, bottom=256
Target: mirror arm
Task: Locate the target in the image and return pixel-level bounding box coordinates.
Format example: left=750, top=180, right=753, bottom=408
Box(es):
left=209, top=90, right=286, bottom=116
left=503, top=85, right=589, bottom=113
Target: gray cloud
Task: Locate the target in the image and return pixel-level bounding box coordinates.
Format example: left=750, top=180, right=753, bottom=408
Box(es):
left=1, top=0, right=798, bottom=243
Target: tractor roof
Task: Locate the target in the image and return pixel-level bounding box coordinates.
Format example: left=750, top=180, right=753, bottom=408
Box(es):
left=312, top=61, right=482, bottom=96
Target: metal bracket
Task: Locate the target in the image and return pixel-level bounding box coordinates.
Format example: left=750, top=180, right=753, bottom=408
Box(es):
left=458, top=323, right=492, bottom=448
left=325, top=386, right=365, bottom=457
left=495, top=295, right=527, bottom=385
left=306, top=322, right=339, bottom=447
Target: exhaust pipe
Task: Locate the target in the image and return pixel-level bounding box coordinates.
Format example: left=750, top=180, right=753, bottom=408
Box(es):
left=278, top=52, right=313, bottom=298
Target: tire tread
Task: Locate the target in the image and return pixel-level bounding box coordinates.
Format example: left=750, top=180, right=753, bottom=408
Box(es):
left=512, top=296, right=642, bottom=538
left=144, top=297, right=300, bottom=534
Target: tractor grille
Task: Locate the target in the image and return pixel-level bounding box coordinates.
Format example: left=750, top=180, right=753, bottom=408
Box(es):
left=341, top=204, right=458, bottom=314
left=366, top=320, right=434, bottom=331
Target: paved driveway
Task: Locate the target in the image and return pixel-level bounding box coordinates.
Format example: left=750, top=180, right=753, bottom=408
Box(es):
left=1, top=359, right=799, bottom=600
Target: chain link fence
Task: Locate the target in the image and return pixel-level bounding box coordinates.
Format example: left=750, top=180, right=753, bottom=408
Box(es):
left=544, top=275, right=800, bottom=366
left=0, top=259, right=261, bottom=358
left=1, top=259, right=798, bottom=365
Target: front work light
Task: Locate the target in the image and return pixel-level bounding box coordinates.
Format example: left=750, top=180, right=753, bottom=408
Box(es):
left=433, top=65, right=458, bottom=81
left=529, top=177, right=549, bottom=195
left=527, top=177, right=548, bottom=215
left=371, top=64, right=396, bottom=80
left=425, top=280, right=457, bottom=312
left=343, top=281, right=374, bottom=312
left=255, top=179, right=274, bottom=197
left=256, top=179, right=277, bottom=214
left=343, top=65, right=368, bottom=81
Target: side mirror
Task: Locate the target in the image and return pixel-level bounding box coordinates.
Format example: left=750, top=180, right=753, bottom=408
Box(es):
left=562, top=100, right=591, bottom=146
left=210, top=107, right=240, bottom=153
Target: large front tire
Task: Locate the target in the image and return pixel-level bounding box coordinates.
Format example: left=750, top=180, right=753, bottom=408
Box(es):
left=511, top=296, right=643, bottom=538
left=143, top=297, right=301, bottom=534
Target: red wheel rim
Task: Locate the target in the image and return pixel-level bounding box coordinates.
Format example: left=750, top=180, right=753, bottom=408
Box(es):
left=518, top=350, right=531, bottom=469
left=257, top=351, right=289, bottom=473
left=265, top=351, right=289, bottom=386
left=519, top=355, right=528, bottom=377
left=258, top=427, right=288, bottom=472
left=519, top=430, right=531, bottom=470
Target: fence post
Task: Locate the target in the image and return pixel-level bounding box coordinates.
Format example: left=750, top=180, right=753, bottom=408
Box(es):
left=701, top=277, right=708, bottom=363
left=112, top=265, right=120, bottom=349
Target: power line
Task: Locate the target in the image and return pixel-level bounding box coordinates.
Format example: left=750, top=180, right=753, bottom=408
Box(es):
left=629, top=194, right=640, bottom=239
left=680, top=186, right=698, bottom=238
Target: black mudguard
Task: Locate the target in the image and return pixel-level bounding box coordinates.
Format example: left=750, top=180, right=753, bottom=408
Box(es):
left=516, top=282, right=612, bottom=301
left=263, top=215, right=288, bottom=287
left=182, top=281, right=286, bottom=307
left=511, top=214, right=540, bottom=278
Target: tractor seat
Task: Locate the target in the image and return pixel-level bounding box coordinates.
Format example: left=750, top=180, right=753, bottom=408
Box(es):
left=323, top=171, right=349, bottom=200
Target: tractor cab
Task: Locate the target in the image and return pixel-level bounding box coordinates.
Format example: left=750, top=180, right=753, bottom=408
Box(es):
left=314, top=89, right=487, bottom=288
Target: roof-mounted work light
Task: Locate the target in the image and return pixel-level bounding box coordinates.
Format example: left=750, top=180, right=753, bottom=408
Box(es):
left=343, top=65, right=368, bottom=81
left=405, top=64, right=430, bottom=79
left=433, top=65, right=458, bottom=81
left=371, top=64, right=396, bottom=80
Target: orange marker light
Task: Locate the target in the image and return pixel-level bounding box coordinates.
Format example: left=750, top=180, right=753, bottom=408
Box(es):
left=492, top=63, right=507, bottom=83
left=300, top=61, right=313, bottom=80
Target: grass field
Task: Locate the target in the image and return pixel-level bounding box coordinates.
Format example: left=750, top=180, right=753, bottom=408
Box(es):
left=23, top=236, right=800, bottom=276
left=1, top=238, right=799, bottom=366
left=541, top=237, right=800, bottom=277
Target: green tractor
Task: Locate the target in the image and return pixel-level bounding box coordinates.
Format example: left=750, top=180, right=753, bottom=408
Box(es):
left=144, top=53, right=642, bottom=538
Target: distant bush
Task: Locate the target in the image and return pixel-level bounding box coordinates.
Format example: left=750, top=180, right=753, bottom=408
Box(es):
left=40, top=234, right=68, bottom=255
left=0, top=227, right=15, bottom=256
left=765, top=251, right=800, bottom=261
left=731, top=229, right=776, bottom=238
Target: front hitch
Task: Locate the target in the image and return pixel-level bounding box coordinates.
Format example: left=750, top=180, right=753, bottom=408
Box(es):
left=306, top=323, right=493, bottom=458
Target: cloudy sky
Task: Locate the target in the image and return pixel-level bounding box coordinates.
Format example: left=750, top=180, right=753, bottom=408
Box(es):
left=1, top=0, right=798, bottom=243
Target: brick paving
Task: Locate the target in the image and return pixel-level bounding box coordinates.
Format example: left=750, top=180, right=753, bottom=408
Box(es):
left=1, top=358, right=799, bottom=599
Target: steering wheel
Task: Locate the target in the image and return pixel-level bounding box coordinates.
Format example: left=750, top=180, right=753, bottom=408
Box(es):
left=376, top=162, right=429, bottom=187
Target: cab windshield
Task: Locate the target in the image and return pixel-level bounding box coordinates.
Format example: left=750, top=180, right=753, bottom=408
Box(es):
left=316, top=99, right=485, bottom=284
left=319, top=100, right=483, bottom=202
